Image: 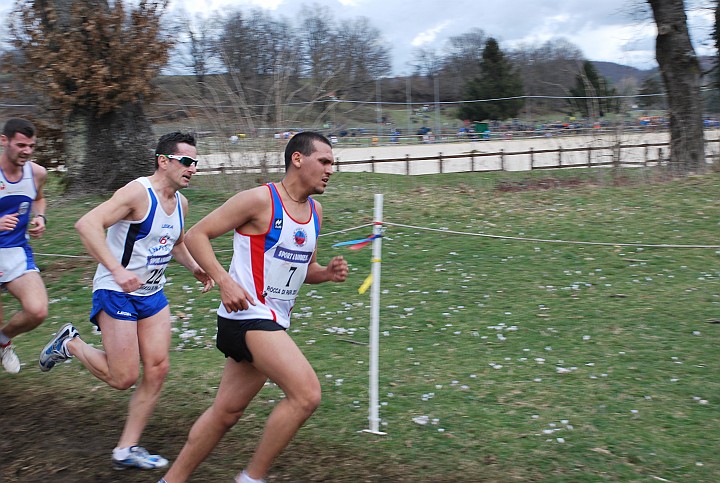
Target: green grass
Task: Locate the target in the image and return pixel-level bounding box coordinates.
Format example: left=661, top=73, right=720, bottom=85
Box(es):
left=5, top=168, right=720, bottom=482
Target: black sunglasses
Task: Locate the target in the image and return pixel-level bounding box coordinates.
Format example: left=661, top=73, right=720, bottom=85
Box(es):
left=157, top=153, right=199, bottom=167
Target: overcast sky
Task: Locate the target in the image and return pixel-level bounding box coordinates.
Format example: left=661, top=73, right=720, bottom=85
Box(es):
left=0, top=0, right=715, bottom=75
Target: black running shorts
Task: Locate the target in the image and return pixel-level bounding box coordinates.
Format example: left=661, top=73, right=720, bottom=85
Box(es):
left=216, top=316, right=286, bottom=363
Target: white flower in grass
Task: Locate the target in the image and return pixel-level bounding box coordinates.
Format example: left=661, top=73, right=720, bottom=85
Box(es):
left=179, top=330, right=197, bottom=339
left=412, top=415, right=429, bottom=425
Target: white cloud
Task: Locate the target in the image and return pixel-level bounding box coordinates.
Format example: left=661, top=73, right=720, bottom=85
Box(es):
left=1, top=0, right=714, bottom=73
left=411, top=21, right=452, bottom=48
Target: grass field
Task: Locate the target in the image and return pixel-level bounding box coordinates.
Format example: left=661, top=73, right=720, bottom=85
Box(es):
left=2, top=168, right=720, bottom=482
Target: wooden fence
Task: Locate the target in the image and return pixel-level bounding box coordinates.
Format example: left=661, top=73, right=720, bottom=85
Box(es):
left=198, top=138, right=720, bottom=176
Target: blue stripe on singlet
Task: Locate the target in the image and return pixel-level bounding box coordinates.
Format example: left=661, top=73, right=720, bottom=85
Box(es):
left=120, top=187, right=158, bottom=267
left=265, top=184, right=283, bottom=252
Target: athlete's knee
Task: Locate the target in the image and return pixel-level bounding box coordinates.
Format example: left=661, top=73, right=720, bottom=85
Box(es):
left=292, top=386, right=322, bottom=417
left=212, top=403, right=246, bottom=428
left=108, top=367, right=140, bottom=390
left=23, top=303, right=48, bottom=327
left=143, top=357, right=170, bottom=384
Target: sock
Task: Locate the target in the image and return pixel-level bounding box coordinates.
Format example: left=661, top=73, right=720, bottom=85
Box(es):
left=113, top=446, right=132, bottom=460
left=238, top=470, right=266, bottom=483
left=61, top=337, right=74, bottom=357
left=0, top=330, right=11, bottom=346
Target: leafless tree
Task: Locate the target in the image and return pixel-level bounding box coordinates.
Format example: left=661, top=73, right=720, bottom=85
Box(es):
left=509, top=39, right=586, bottom=117
left=439, top=29, right=487, bottom=99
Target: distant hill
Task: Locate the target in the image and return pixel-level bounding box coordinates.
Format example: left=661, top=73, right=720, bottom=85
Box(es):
left=593, top=56, right=717, bottom=87
left=592, top=61, right=657, bottom=87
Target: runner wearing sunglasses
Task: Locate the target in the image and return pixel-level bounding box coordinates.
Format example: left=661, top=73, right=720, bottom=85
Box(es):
left=39, top=131, right=214, bottom=471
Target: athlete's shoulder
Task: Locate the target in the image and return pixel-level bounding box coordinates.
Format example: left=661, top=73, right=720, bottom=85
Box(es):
left=28, top=161, right=47, bottom=178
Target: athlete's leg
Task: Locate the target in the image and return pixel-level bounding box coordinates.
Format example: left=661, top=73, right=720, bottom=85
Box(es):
left=162, top=357, right=267, bottom=483
left=2, top=271, right=48, bottom=338
left=116, top=305, right=172, bottom=448
left=242, top=330, right=321, bottom=480
left=66, top=310, right=141, bottom=389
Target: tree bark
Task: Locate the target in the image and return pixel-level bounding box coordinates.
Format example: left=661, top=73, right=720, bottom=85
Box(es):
left=65, top=103, right=155, bottom=194
left=648, top=0, right=705, bottom=173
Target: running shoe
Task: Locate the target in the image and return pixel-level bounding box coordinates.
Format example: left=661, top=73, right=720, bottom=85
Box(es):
left=112, top=446, right=168, bottom=470
left=1, top=343, right=20, bottom=374
left=38, top=323, right=79, bottom=372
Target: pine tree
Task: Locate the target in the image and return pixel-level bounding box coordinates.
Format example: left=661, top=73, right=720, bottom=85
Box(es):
left=569, top=61, right=619, bottom=118
left=458, top=38, right=524, bottom=122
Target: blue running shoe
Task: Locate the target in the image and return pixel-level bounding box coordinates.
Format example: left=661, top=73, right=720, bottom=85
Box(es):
left=38, top=323, right=79, bottom=372
left=112, top=446, right=168, bottom=470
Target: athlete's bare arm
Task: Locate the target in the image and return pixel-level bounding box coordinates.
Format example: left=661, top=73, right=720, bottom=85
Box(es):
left=184, top=186, right=271, bottom=312
left=171, top=194, right=214, bottom=293
left=75, top=180, right=148, bottom=292
left=27, top=162, right=47, bottom=238
left=304, top=200, right=348, bottom=284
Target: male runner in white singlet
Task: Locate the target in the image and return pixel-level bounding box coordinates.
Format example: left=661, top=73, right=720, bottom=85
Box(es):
left=160, top=131, right=348, bottom=483
left=39, top=132, right=214, bottom=471
left=0, top=118, right=48, bottom=373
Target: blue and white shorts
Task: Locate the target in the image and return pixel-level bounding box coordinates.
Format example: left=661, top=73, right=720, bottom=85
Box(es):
left=90, top=289, right=169, bottom=327
left=0, top=245, right=39, bottom=285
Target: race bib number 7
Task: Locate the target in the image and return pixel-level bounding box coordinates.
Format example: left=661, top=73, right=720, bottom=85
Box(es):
left=264, top=247, right=311, bottom=301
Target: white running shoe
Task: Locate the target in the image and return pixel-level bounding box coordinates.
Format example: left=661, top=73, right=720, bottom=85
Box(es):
left=38, top=323, right=79, bottom=372
left=112, top=446, right=168, bottom=470
left=1, top=343, right=20, bottom=374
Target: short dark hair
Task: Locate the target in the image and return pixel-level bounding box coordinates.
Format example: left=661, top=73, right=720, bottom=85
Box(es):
left=154, top=132, right=196, bottom=169
left=2, top=118, right=36, bottom=139
left=284, top=131, right=332, bottom=170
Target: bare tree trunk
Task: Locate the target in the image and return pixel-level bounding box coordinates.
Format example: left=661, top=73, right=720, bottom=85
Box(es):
left=65, top=103, right=155, bottom=194
left=648, top=0, right=705, bottom=174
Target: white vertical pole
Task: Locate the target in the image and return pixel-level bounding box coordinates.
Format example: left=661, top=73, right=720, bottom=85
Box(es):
left=363, top=193, right=386, bottom=435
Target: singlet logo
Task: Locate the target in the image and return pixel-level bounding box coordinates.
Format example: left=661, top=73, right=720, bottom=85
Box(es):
left=274, top=218, right=283, bottom=230
left=0, top=181, right=5, bottom=191
left=18, top=202, right=30, bottom=215
left=293, top=228, right=307, bottom=247
left=159, top=235, right=169, bottom=245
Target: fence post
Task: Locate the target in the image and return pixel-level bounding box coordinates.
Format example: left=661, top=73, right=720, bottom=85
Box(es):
left=558, top=145, right=563, bottom=167
left=439, top=152, right=444, bottom=174
left=500, top=149, right=505, bottom=171
left=587, top=146, right=591, bottom=167
left=335, top=157, right=341, bottom=173
left=470, top=149, right=476, bottom=172
left=613, top=142, right=622, bottom=168
left=530, top=147, right=534, bottom=170
left=613, top=143, right=620, bottom=169
left=644, top=143, right=649, bottom=167
left=371, top=156, right=375, bottom=173
left=405, top=154, right=410, bottom=175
